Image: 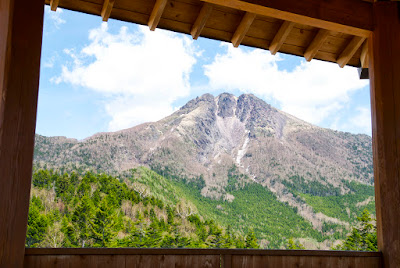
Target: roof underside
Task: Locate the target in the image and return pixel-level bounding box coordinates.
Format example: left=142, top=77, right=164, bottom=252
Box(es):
left=45, top=0, right=373, bottom=68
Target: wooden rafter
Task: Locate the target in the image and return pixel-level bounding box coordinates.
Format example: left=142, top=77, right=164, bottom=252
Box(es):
left=148, top=0, right=168, bottom=31
left=191, top=3, right=213, bottom=40
left=337, top=36, right=366, bottom=68
left=360, top=40, right=369, bottom=68
left=269, top=21, right=294, bottom=55
left=101, top=0, right=115, bottom=22
left=304, top=29, right=330, bottom=62
left=201, top=0, right=372, bottom=38
left=231, top=12, right=256, bottom=47
left=50, top=0, right=59, bottom=11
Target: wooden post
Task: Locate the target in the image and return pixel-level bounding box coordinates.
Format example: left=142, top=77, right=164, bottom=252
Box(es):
left=0, top=0, right=44, bottom=266
left=369, top=2, right=400, bottom=268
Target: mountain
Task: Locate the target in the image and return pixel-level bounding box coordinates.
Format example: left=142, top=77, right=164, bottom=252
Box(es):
left=34, top=93, right=374, bottom=234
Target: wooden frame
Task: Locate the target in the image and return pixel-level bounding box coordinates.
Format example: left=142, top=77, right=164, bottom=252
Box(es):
left=0, top=0, right=45, bottom=266
left=1, top=0, right=400, bottom=267
left=24, top=248, right=382, bottom=267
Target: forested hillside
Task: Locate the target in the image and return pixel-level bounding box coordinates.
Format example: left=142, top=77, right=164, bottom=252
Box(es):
left=27, top=166, right=375, bottom=249
left=28, top=167, right=259, bottom=248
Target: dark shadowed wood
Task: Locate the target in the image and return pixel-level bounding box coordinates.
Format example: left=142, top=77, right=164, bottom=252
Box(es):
left=0, top=0, right=44, bottom=266
left=369, top=2, right=400, bottom=268
left=24, top=248, right=383, bottom=256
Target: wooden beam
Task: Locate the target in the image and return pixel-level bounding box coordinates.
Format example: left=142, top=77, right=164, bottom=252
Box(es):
left=191, top=3, right=213, bottom=40
left=201, top=0, right=372, bottom=38
left=101, top=0, right=115, bottom=22
left=304, top=29, right=330, bottom=62
left=370, top=3, right=400, bottom=268
left=50, top=0, right=59, bottom=11
left=337, top=36, right=366, bottom=68
left=0, top=0, right=44, bottom=266
left=148, top=0, right=168, bottom=31
left=360, top=40, right=369, bottom=68
left=269, top=21, right=294, bottom=55
left=231, top=12, right=256, bottom=48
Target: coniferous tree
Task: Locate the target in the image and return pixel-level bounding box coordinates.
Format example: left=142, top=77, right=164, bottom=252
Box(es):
left=333, top=209, right=377, bottom=251
left=245, top=229, right=259, bottom=249
left=26, top=198, right=48, bottom=247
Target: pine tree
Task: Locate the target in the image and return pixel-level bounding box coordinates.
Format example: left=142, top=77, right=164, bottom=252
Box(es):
left=333, top=209, right=377, bottom=251
left=26, top=198, right=48, bottom=247
left=90, top=199, right=120, bottom=247
left=245, top=229, right=259, bottom=249
left=72, top=195, right=94, bottom=247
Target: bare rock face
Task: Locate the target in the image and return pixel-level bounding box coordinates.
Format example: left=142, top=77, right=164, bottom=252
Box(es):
left=34, top=93, right=373, bottom=219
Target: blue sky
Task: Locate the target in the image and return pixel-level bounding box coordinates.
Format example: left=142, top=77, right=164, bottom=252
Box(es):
left=37, top=7, right=371, bottom=140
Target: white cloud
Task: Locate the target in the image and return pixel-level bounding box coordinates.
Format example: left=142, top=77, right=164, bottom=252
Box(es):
left=204, top=44, right=369, bottom=126
left=334, top=107, right=372, bottom=135
left=54, top=24, right=197, bottom=131
left=45, top=6, right=66, bottom=29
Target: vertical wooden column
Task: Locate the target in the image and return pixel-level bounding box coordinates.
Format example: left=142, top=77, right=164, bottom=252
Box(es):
left=369, top=2, right=400, bottom=268
left=0, top=0, right=44, bottom=266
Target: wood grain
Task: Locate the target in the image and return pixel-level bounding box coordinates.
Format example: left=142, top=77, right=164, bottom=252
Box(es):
left=148, top=0, right=168, bottom=30
left=191, top=3, right=213, bottom=39
left=360, top=41, right=369, bottom=68
left=231, top=12, right=256, bottom=47
left=369, top=2, right=400, bottom=268
left=337, top=36, right=366, bottom=67
left=44, top=0, right=366, bottom=67
left=0, top=0, right=44, bottom=266
left=50, top=0, right=59, bottom=11
left=202, top=0, right=372, bottom=37
left=101, top=0, right=115, bottom=21
left=269, top=20, right=294, bottom=55
left=304, top=29, right=330, bottom=61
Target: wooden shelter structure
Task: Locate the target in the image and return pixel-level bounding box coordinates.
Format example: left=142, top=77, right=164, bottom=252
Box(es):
left=1, top=0, right=399, bottom=267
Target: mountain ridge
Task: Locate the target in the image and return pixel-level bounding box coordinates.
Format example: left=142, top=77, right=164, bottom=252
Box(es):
left=34, top=92, right=374, bottom=231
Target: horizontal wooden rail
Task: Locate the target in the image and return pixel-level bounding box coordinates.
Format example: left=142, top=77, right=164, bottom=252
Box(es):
left=24, top=248, right=383, bottom=268
left=25, top=248, right=382, bottom=256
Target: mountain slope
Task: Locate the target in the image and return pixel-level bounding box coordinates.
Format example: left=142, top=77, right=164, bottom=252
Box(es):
left=34, top=93, right=374, bottom=231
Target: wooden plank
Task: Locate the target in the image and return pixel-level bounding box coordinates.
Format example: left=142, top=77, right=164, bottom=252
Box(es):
left=50, top=0, right=60, bottom=11
left=304, top=29, right=330, bottom=61
left=43, top=0, right=365, bottom=67
left=269, top=20, right=294, bottom=54
left=201, top=0, right=372, bottom=37
left=311, top=256, right=330, bottom=268
left=360, top=40, right=369, bottom=68
left=231, top=12, right=256, bottom=47
left=148, top=0, right=168, bottom=31
left=24, top=248, right=383, bottom=257
left=101, top=0, right=115, bottom=21
left=0, top=0, right=44, bottom=265
left=222, top=254, right=232, bottom=268
left=191, top=3, right=213, bottom=40
left=337, top=36, right=366, bottom=67
left=22, top=254, right=383, bottom=268
left=370, top=2, right=400, bottom=268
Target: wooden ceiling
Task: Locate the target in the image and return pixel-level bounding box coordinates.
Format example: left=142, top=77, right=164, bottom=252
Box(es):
left=45, top=0, right=373, bottom=68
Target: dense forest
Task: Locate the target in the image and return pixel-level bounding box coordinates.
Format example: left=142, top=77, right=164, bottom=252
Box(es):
left=27, top=167, right=377, bottom=250
left=27, top=168, right=259, bottom=248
